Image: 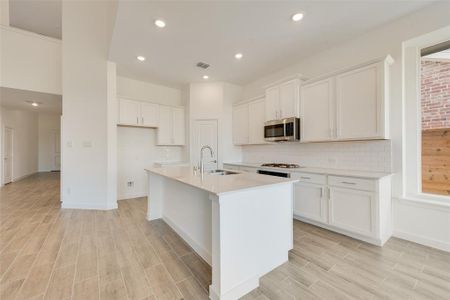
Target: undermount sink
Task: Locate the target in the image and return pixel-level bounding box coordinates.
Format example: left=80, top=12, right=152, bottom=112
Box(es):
left=208, top=169, right=239, bottom=176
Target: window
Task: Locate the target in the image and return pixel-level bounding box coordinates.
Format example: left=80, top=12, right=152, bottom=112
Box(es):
left=403, top=26, right=450, bottom=202
left=420, top=44, right=450, bottom=196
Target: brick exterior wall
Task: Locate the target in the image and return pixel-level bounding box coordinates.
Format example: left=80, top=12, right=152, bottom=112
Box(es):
left=421, top=60, right=450, bottom=130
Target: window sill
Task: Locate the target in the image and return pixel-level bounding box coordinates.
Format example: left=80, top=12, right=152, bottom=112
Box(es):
left=397, top=193, right=450, bottom=212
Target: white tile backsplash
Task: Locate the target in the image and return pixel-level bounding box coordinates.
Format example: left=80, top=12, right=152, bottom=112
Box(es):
left=241, top=140, right=392, bottom=172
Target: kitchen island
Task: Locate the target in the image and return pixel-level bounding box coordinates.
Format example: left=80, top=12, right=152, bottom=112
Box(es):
left=145, top=166, right=297, bottom=300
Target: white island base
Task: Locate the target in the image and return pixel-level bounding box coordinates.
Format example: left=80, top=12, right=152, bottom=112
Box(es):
left=146, top=167, right=295, bottom=300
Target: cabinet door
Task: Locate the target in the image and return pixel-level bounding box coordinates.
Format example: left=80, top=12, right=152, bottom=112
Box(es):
left=248, top=99, right=266, bottom=144
left=157, top=106, right=173, bottom=145
left=232, top=104, right=249, bottom=145
left=140, top=102, right=159, bottom=127
left=336, top=63, right=381, bottom=139
left=329, top=187, right=375, bottom=236
left=294, top=182, right=327, bottom=223
left=172, top=107, right=185, bottom=145
left=279, top=79, right=299, bottom=119
left=301, top=79, right=335, bottom=142
left=265, top=87, right=279, bottom=121
left=118, top=98, right=140, bottom=126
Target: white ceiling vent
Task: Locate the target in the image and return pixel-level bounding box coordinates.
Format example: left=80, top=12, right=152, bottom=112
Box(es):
left=196, top=62, right=210, bottom=69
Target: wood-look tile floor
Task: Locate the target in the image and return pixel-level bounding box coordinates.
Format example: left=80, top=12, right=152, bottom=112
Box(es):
left=1, top=173, right=449, bottom=300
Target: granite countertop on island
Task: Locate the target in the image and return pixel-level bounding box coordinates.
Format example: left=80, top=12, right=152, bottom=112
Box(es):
left=145, top=165, right=298, bottom=196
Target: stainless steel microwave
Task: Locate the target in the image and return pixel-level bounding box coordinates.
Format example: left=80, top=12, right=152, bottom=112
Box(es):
left=264, top=117, right=300, bottom=142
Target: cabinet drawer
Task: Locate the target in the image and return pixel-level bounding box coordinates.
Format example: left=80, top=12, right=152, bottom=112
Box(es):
left=328, top=176, right=375, bottom=191
left=291, top=172, right=327, bottom=185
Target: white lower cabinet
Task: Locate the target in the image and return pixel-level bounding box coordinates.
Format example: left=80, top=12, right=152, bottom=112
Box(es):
left=328, top=187, right=374, bottom=236
left=294, top=182, right=327, bottom=223
left=293, top=174, right=392, bottom=246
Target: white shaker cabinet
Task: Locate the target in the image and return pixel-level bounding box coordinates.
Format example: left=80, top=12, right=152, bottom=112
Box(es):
left=232, top=103, right=249, bottom=145
left=157, top=106, right=185, bottom=146
left=140, top=102, right=159, bottom=127
left=336, top=63, right=384, bottom=139
left=294, top=182, right=328, bottom=223
left=118, top=98, right=159, bottom=128
left=265, top=79, right=300, bottom=121
left=328, top=187, right=375, bottom=236
left=248, top=99, right=266, bottom=144
left=300, top=78, right=335, bottom=142
left=118, top=98, right=141, bottom=126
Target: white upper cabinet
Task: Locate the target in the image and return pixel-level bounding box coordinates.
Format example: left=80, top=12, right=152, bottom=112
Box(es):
left=336, top=62, right=386, bottom=140
left=300, top=55, right=393, bottom=142
left=157, top=106, right=185, bottom=146
left=248, top=99, right=266, bottom=144
left=265, top=87, right=279, bottom=121
left=265, top=79, right=300, bottom=121
left=140, top=102, right=159, bottom=127
left=300, top=78, right=335, bottom=142
left=279, top=79, right=300, bottom=119
left=118, top=98, right=140, bottom=126
left=172, top=107, right=185, bottom=145
left=118, top=98, right=159, bottom=128
left=232, top=103, right=249, bottom=145
left=232, top=97, right=266, bottom=145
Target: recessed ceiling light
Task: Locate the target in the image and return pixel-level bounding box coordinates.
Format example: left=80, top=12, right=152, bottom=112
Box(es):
left=203, top=75, right=209, bottom=80
left=235, top=53, right=243, bottom=59
left=292, top=13, right=304, bottom=22
left=32, top=102, right=39, bottom=107
left=26, top=100, right=41, bottom=107
left=154, top=19, right=166, bottom=28
left=137, top=56, right=146, bottom=61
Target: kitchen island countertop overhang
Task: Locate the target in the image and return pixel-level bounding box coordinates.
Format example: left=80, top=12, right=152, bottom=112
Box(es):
left=145, top=166, right=298, bottom=300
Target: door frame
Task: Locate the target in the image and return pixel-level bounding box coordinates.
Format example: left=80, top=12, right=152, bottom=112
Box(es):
left=3, top=126, right=14, bottom=185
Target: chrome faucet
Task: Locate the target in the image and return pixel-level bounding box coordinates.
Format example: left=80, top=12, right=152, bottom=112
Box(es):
left=200, top=145, right=216, bottom=177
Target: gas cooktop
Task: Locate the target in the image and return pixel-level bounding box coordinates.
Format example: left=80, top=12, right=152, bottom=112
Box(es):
left=261, top=163, right=301, bottom=169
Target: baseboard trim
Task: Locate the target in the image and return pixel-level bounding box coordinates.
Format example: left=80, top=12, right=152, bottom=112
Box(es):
left=118, top=193, right=147, bottom=200
left=61, top=201, right=118, bottom=210
left=209, top=276, right=259, bottom=300
left=12, top=171, right=38, bottom=182
left=162, top=215, right=212, bottom=265
left=294, top=215, right=385, bottom=246
left=393, top=230, right=450, bottom=252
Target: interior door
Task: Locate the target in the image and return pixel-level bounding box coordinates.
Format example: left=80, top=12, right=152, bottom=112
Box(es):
left=301, top=78, right=335, bottom=142
left=192, top=120, right=218, bottom=171
left=53, top=131, right=61, bottom=171
left=3, top=127, right=13, bottom=184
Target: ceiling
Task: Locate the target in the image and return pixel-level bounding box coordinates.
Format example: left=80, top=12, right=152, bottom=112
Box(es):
left=0, top=87, right=62, bottom=114
left=9, top=0, right=61, bottom=39
left=110, top=1, right=434, bottom=87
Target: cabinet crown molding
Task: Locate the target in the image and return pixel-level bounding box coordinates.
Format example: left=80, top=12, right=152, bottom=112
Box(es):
left=262, top=74, right=308, bottom=89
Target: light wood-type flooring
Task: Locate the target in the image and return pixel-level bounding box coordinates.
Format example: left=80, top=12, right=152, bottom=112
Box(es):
left=1, top=172, right=449, bottom=300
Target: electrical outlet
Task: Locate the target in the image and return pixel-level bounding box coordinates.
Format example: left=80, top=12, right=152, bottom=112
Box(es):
left=127, top=181, right=134, bottom=188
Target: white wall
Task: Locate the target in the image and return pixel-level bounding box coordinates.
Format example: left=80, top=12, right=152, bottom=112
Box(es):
left=240, top=2, right=450, bottom=251
left=61, top=1, right=118, bottom=210
left=116, top=76, right=185, bottom=200
left=1, top=107, right=39, bottom=182
left=38, top=113, right=60, bottom=172
left=188, top=82, right=242, bottom=167
left=0, top=25, right=61, bottom=95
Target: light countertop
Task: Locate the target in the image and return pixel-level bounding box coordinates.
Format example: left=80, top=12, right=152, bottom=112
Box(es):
left=223, top=162, right=392, bottom=179
left=145, top=165, right=298, bottom=196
